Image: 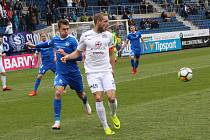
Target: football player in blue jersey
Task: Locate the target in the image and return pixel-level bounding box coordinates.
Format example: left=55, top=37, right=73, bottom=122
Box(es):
left=28, top=33, right=56, bottom=96
left=120, top=25, right=147, bottom=74
left=26, top=19, right=91, bottom=129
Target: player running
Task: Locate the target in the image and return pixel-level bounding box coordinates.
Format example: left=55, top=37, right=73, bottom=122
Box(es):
left=61, top=13, right=120, bottom=135
left=0, top=38, right=12, bottom=91
left=26, top=19, right=91, bottom=129
left=28, top=33, right=56, bottom=96
left=120, top=25, right=147, bottom=75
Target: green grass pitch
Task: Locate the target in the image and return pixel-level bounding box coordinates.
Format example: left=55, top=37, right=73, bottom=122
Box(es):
left=0, top=47, right=210, bottom=140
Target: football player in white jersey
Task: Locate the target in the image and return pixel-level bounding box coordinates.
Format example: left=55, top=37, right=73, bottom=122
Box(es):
left=0, top=38, right=12, bottom=91
left=61, top=12, right=120, bottom=135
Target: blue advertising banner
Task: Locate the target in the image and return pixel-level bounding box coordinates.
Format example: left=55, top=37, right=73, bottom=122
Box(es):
left=2, top=32, right=40, bottom=55
left=143, top=39, right=182, bottom=54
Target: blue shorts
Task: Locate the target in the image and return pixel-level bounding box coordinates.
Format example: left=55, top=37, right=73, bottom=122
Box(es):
left=54, top=73, right=84, bottom=93
left=130, top=49, right=141, bottom=59
left=39, top=63, right=56, bottom=74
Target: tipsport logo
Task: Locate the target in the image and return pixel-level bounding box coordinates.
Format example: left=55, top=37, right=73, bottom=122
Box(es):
left=147, top=40, right=180, bottom=52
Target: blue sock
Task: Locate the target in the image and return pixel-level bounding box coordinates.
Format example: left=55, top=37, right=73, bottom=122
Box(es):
left=34, top=78, right=41, bottom=91
left=131, top=59, right=135, bottom=69
left=135, top=60, right=139, bottom=69
left=54, top=99, right=61, bottom=121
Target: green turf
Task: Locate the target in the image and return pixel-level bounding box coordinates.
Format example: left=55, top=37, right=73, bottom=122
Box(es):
left=0, top=47, right=210, bottom=140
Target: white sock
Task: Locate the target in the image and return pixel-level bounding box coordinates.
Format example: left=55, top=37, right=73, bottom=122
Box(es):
left=108, top=99, right=117, bottom=116
left=96, top=101, right=109, bottom=129
left=1, top=76, right=6, bottom=88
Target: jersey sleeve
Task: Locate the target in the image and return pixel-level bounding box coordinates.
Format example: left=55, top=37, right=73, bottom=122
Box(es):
left=36, top=40, right=52, bottom=48
left=138, top=31, right=142, bottom=38
left=77, top=33, right=86, bottom=51
left=127, top=34, right=131, bottom=40
left=71, top=37, right=82, bottom=61
left=71, top=36, right=79, bottom=51
left=108, top=32, right=114, bottom=48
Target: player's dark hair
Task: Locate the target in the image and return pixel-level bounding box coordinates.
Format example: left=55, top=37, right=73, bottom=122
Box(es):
left=58, top=19, right=70, bottom=29
left=93, top=12, right=108, bottom=25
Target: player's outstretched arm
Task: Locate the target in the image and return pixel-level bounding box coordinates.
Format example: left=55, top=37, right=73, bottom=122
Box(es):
left=26, top=42, right=36, bottom=48
left=0, top=53, right=6, bottom=57
left=119, top=39, right=129, bottom=52
left=141, top=38, right=148, bottom=50
left=61, top=50, right=81, bottom=63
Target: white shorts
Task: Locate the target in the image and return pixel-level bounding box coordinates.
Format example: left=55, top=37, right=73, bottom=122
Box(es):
left=0, top=63, right=5, bottom=73
left=86, top=71, right=116, bottom=93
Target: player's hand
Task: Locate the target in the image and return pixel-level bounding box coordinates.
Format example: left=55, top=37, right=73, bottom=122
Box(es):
left=26, top=41, right=35, bottom=48
left=60, top=56, right=67, bottom=63
left=2, top=53, right=6, bottom=57
left=57, top=49, right=66, bottom=56
left=144, top=44, right=148, bottom=50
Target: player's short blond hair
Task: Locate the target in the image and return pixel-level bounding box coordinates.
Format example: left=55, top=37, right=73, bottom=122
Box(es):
left=93, top=13, right=108, bottom=25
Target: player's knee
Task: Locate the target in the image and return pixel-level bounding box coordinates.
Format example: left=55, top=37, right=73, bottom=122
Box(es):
left=37, top=74, right=43, bottom=79
left=94, top=94, right=102, bottom=102
left=1, top=72, right=6, bottom=76
left=108, top=97, right=116, bottom=103
left=55, top=86, right=64, bottom=95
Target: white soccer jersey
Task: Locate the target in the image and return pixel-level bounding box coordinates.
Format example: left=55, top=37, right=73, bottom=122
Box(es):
left=78, top=30, right=113, bottom=73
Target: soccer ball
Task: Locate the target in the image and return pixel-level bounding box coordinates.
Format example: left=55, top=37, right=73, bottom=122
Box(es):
left=178, top=67, right=193, bottom=81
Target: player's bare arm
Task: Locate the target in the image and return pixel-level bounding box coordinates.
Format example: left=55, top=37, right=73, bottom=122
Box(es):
left=61, top=49, right=81, bottom=63
left=120, top=39, right=129, bottom=52
left=26, top=42, right=36, bottom=48
left=57, top=48, right=68, bottom=56
left=141, top=38, right=148, bottom=50
left=109, top=47, right=115, bottom=73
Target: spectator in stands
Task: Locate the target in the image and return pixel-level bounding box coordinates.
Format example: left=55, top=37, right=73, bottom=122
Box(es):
left=161, top=10, right=171, bottom=22
left=144, top=19, right=151, bottom=30
left=88, top=16, right=93, bottom=21
left=147, top=3, right=154, bottom=13
left=14, top=0, right=23, bottom=17
left=80, top=0, right=88, bottom=12
left=19, top=14, right=26, bottom=31
left=7, top=7, right=13, bottom=21
left=67, top=0, right=73, bottom=7
left=140, top=19, right=146, bottom=29
left=4, top=21, right=13, bottom=35
left=151, top=18, right=159, bottom=29
left=122, top=12, right=129, bottom=19
left=2, top=7, right=7, bottom=26
left=71, top=12, right=77, bottom=22
left=98, top=0, right=103, bottom=6
left=205, top=9, right=210, bottom=19
left=25, top=11, right=31, bottom=31
left=72, top=0, right=80, bottom=15
left=128, top=17, right=136, bottom=26
left=182, top=4, right=189, bottom=19
left=46, top=4, right=52, bottom=26
left=33, top=5, right=39, bottom=25
left=80, top=13, right=88, bottom=22
left=30, top=12, right=37, bottom=31
left=52, top=3, right=59, bottom=23
left=12, top=11, right=19, bottom=32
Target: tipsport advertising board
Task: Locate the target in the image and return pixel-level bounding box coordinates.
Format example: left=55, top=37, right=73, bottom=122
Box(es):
left=141, top=31, right=182, bottom=54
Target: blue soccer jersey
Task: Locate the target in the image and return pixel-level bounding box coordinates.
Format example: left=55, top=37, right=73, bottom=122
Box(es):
left=127, top=31, right=142, bottom=52
left=36, top=44, right=56, bottom=74
left=36, top=35, right=83, bottom=93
